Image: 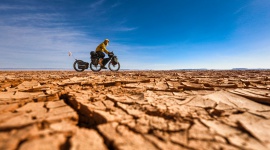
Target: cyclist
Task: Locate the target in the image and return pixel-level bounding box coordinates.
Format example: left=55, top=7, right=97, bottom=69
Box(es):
left=96, top=39, right=110, bottom=69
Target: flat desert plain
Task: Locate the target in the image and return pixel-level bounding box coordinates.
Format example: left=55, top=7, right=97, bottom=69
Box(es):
left=0, top=70, right=270, bottom=150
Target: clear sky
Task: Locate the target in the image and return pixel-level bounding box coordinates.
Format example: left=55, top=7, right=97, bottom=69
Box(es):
left=0, top=0, right=270, bottom=70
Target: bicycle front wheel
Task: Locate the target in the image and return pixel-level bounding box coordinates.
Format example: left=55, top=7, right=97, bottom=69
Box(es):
left=108, top=61, right=120, bottom=72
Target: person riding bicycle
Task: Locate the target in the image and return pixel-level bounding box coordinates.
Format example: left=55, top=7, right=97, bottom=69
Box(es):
left=96, top=39, right=110, bottom=69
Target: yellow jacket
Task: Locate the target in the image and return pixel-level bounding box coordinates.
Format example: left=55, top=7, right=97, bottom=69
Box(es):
left=96, top=42, right=109, bottom=54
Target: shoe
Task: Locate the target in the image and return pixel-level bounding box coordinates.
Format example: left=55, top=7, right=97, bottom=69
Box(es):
left=101, top=66, right=107, bottom=69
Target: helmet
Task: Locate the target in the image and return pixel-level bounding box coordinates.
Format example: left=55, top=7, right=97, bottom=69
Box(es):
left=104, top=39, right=109, bottom=43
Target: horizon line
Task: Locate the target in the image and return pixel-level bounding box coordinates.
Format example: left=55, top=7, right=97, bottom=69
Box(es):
left=0, top=68, right=269, bottom=71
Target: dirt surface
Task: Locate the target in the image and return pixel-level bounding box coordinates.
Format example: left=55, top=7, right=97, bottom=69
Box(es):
left=0, top=70, right=270, bottom=150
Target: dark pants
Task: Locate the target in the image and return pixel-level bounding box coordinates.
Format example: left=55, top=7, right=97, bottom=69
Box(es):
left=96, top=51, right=105, bottom=59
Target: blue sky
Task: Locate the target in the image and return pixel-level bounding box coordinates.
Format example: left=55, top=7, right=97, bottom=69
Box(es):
left=0, top=0, right=270, bottom=70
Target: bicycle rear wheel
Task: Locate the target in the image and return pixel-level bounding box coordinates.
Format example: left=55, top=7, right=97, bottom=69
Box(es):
left=90, top=62, right=102, bottom=72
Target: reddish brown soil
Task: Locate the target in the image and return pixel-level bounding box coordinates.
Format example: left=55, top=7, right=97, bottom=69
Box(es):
left=0, top=70, right=270, bottom=150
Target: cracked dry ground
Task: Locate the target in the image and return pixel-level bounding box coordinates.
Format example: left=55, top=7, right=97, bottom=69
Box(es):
left=0, top=71, right=270, bottom=150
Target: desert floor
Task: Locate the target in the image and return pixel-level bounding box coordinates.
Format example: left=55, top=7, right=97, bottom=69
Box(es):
left=0, top=70, right=270, bottom=150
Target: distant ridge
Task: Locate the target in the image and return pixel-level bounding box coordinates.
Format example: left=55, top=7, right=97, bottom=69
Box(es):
left=232, top=68, right=270, bottom=70
left=231, top=68, right=248, bottom=70
left=173, top=68, right=208, bottom=71
left=172, top=68, right=270, bottom=71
